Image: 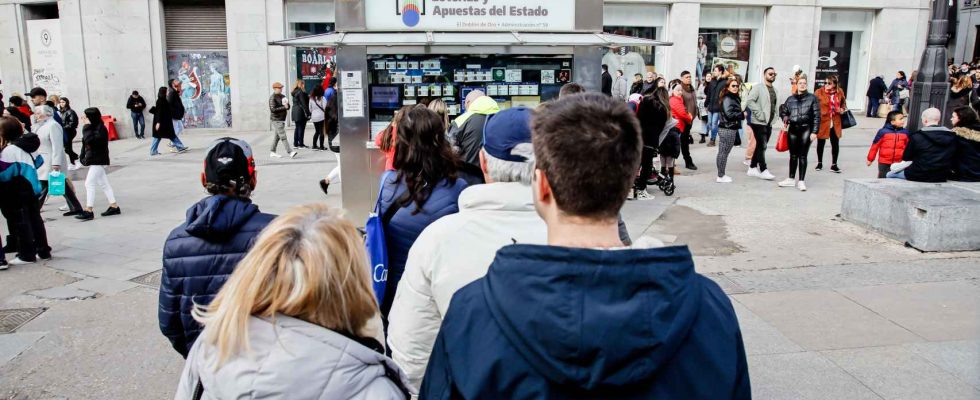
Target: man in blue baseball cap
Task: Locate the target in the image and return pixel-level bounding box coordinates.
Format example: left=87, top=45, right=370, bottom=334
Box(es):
left=387, top=106, right=548, bottom=388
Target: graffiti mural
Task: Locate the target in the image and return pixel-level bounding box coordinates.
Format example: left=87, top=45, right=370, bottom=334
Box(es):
left=166, top=51, right=232, bottom=129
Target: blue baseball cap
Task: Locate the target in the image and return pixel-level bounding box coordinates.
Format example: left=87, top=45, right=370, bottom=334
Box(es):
left=482, top=106, right=533, bottom=162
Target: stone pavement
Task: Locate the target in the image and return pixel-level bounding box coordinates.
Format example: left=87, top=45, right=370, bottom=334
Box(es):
left=1, top=117, right=978, bottom=399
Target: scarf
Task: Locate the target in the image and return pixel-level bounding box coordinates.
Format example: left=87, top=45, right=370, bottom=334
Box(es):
left=826, top=89, right=840, bottom=114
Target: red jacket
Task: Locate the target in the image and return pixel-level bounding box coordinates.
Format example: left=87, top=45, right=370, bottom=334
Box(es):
left=867, top=124, right=910, bottom=164
left=669, top=96, right=693, bottom=133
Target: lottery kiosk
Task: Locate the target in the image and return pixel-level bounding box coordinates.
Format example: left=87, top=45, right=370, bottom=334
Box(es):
left=271, top=0, right=670, bottom=221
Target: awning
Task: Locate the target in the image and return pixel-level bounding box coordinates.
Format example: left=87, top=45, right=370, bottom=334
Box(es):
left=269, top=31, right=672, bottom=48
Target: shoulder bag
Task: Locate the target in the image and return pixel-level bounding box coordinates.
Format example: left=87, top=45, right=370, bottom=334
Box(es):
left=364, top=171, right=406, bottom=306
left=841, top=110, right=857, bottom=130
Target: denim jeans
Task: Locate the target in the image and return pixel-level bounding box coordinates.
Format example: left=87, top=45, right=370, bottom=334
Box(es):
left=867, top=98, right=881, bottom=117
left=150, top=136, right=186, bottom=155
left=886, top=170, right=907, bottom=179
left=708, top=112, right=721, bottom=140
left=172, top=119, right=184, bottom=136
left=132, top=112, right=145, bottom=137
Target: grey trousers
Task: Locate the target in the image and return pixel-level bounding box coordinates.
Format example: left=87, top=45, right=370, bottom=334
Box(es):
left=271, top=121, right=292, bottom=153
left=716, top=127, right=739, bottom=178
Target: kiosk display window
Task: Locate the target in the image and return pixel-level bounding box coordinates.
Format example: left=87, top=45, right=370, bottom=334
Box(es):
left=366, top=54, right=573, bottom=138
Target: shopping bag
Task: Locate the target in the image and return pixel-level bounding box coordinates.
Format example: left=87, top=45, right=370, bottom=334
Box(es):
left=364, top=171, right=397, bottom=306
left=48, top=171, right=66, bottom=196
left=775, top=129, right=789, bottom=152
left=841, top=110, right=857, bottom=130
left=878, top=105, right=891, bottom=118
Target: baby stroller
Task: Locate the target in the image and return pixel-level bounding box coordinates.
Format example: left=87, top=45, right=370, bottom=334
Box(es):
left=651, top=126, right=681, bottom=196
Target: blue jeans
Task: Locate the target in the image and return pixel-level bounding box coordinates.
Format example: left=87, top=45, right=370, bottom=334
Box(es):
left=173, top=119, right=184, bottom=136
left=886, top=170, right=907, bottom=179
left=150, top=136, right=186, bottom=155
left=867, top=98, right=881, bottom=117
left=131, top=112, right=145, bottom=137
left=708, top=112, right=721, bottom=140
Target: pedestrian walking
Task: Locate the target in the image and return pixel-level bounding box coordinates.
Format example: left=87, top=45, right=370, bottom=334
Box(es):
left=418, top=93, right=750, bottom=400
left=173, top=203, right=412, bottom=400
left=866, top=75, right=888, bottom=118
left=159, top=138, right=275, bottom=358
left=290, top=80, right=311, bottom=148
left=75, top=107, right=121, bottom=220
left=168, top=80, right=186, bottom=136
left=716, top=77, right=745, bottom=183
left=815, top=74, right=847, bottom=173
left=376, top=107, right=468, bottom=328
left=601, top=64, right=613, bottom=96
left=679, top=71, right=700, bottom=170
left=779, top=74, right=821, bottom=191
left=612, top=69, right=629, bottom=101
left=126, top=91, right=147, bottom=139
left=268, top=82, right=297, bottom=159
left=887, top=71, right=909, bottom=112
left=33, top=105, right=84, bottom=215
left=744, top=67, right=779, bottom=180
left=149, top=87, right=188, bottom=155
left=0, top=116, right=50, bottom=265
left=58, top=97, right=81, bottom=170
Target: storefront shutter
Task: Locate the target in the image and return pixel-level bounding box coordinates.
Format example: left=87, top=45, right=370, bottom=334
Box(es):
left=164, top=5, right=228, bottom=51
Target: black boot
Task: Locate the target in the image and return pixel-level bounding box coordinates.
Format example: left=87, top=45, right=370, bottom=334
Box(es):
left=685, top=158, right=698, bottom=170
left=699, top=135, right=706, bottom=144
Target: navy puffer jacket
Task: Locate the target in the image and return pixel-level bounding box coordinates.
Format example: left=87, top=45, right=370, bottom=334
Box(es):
left=158, top=195, right=275, bottom=357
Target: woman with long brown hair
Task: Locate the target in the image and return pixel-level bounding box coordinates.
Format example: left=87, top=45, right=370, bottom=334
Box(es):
left=174, top=204, right=413, bottom=399
left=814, top=74, right=847, bottom=173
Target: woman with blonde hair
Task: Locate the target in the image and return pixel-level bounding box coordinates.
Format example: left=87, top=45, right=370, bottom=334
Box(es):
left=174, top=204, right=413, bottom=399
left=427, top=98, right=450, bottom=134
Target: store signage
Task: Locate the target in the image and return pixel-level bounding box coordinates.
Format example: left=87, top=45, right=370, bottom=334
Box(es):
left=366, top=0, right=575, bottom=31
left=26, top=19, right=66, bottom=95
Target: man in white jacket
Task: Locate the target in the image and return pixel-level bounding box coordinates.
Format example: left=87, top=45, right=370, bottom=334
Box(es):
left=387, top=106, right=548, bottom=388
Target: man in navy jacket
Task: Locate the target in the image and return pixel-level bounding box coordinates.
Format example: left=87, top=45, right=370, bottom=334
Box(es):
left=420, top=93, right=750, bottom=399
left=158, top=138, right=275, bottom=357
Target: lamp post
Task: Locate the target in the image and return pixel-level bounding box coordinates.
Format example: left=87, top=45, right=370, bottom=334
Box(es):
left=907, top=0, right=952, bottom=132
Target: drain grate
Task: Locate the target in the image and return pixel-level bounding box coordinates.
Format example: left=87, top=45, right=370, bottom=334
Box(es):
left=0, top=308, right=47, bottom=334
left=130, top=270, right=163, bottom=289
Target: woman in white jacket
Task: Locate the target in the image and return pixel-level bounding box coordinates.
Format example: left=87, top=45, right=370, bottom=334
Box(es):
left=174, top=203, right=414, bottom=399
left=32, top=105, right=83, bottom=217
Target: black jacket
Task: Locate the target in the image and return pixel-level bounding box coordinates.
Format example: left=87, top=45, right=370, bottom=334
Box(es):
left=706, top=79, right=726, bottom=113
left=601, top=71, right=613, bottom=96
left=61, top=108, right=79, bottom=138
left=151, top=97, right=176, bottom=140
left=780, top=93, right=821, bottom=134
left=450, top=114, right=491, bottom=170
left=79, top=123, right=110, bottom=166
left=167, top=89, right=185, bottom=120
left=159, top=195, right=275, bottom=357
left=903, top=126, right=957, bottom=182
left=637, top=95, right=670, bottom=146
left=719, top=92, right=745, bottom=129
left=951, top=124, right=980, bottom=182
left=126, top=95, right=147, bottom=113
left=269, top=93, right=289, bottom=122
left=945, top=88, right=980, bottom=129
left=291, top=88, right=310, bottom=122
left=866, top=77, right=888, bottom=99
left=630, top=81, right=643, bottom=95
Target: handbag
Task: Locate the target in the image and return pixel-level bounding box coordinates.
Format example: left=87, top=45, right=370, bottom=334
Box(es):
left=364, top=171, right=404, bottom=306
left=48, top=171, right=66, bottom=196
left=775, top=129, right=789, bottom=152
left=841, top=110, right=857, bottom=130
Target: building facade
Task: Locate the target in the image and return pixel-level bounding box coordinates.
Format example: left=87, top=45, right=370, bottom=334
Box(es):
left=0, top=0, right=929, bottom=137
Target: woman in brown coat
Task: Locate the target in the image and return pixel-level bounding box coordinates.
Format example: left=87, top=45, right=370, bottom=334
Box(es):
left=814, top=74, right=847, bottom=173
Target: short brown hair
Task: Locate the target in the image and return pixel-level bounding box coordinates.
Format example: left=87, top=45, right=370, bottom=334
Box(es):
left=532, top=93, right=641, bottom=221
left=558, top=82, right=586, bottom=98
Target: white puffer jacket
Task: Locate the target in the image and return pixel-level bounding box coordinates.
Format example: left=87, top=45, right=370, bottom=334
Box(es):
left=387, top=182, right=548, bottom=389
left=174, top=314, right=414, bottom=400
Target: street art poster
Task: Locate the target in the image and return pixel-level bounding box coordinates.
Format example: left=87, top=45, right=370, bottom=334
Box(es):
left=297, top=48, right=337, bottom=92
left=699, top=29, right=753, bottom=79
left=27, top=19, right=66, bottom=95
left=167, top=51, right=232, bottom=129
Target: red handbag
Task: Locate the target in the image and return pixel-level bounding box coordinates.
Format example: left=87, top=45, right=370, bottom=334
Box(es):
left=775, top=129, right=789, bottom=152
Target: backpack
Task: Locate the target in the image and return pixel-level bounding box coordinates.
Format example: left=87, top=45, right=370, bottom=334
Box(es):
left=364, top=171, right=406, bottom=306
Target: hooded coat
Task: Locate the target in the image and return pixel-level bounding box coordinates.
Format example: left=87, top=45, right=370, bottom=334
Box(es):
left=419, top=245, right=750, bottom=400
left=159, top=195, right=276, bottom=357
left=952, top=124, right=980, bottom=181
left=903, top=126, right=958, bottom=182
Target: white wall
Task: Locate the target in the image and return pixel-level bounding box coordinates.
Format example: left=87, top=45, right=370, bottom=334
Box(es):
left=664, top=2, right=699, bottom=81
left=226, top=0, right=272, bottom=132
left=0, top=4, right=29, bottom=95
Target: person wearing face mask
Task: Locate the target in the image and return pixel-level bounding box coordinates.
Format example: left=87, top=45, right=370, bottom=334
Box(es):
left=778, top=74, right=821, bottom=191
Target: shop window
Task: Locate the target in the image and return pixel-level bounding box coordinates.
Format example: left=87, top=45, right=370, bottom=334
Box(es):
left=287, top=1, right=336, bottom=92
left=820, top=9, right=873, bottom=108
left=699, top=7, right=764, bottom=82
left=602, top=4, right=666, bottom=79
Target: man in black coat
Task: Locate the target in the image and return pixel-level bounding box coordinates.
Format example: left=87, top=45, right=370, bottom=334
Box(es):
left=126, top=91, right=147, bottom=139
left=866, top=75, right=888, bottom=117
left=705, top=65, right=728, bottom=146
left=158, top=138, right=276, bottom=357
left=601, top=64, right=613, bottom=96
left=167, top=79, right=186, bottom=135
left=895, top=108, right=957, bottom=182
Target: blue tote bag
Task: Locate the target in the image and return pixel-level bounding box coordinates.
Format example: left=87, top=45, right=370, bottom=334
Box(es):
left=364, top=171, right=403, bottom=306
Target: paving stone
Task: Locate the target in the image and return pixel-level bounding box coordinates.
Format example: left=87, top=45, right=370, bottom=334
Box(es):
left=837, top=281, right=980, bottom=341
left=0, top=332, right=46, bottom=366
left=66, top=278, right=139, bottom=296
left=731, top=299, right=804, bottom=356
left=735, top=290, right=922, bottom=351
left=27, top=286, right=97, bottom=301
left=45, top=259, right=146, bottom=281
left=906, top=341, right=980, bottom=389
left=822, top=346, right=980, bottom=400
left=748, top=352, right=882, bottom=400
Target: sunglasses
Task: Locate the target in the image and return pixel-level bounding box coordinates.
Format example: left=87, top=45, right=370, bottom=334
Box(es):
left=767, top=72, right=777, bottom=77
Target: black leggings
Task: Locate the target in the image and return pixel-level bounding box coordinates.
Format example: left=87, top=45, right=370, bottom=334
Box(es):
left=327, top=120, right=339, bottom=152
left=65, top=128, right=79, bottom=164
left=293, top=119, right=308, bottom=147
left=749, top=124, right=772, bottom=171
left=817, top=125, right=840, bottom=165
left=312, top=121, right=325, bottom=148
left=788, top=126, right=813, bottom=181
left=681, top=124, right=693, bottom=163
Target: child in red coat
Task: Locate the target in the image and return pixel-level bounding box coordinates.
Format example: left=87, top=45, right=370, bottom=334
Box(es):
left=867, top=111, right=910, bottom=178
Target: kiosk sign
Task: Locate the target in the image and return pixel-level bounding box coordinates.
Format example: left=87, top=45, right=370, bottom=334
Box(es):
left=366, top=0, right=575, bottom=31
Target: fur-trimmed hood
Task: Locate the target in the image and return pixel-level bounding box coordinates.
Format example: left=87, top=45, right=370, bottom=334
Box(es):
left=953, top=125, right=980, bottom=142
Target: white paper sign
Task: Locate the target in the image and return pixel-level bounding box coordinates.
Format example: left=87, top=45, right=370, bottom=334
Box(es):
left=26, top=19, right=66, bottom=95
left=342, top=89, right=364, bottom=118
left=365, top=0, right=574, bottom=31
left=505, top=69, right=522, bottom=83
left=541, top=70, right=555, bottom=84
left=341, top=71, right=363, bottom=89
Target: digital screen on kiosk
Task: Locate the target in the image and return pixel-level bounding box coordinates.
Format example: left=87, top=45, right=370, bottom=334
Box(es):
left=371, top=86, right=402, bottom=109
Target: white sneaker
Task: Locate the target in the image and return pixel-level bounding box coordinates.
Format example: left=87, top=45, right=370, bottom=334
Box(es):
left=58, top=205, right=70, bottom=212
left=797, top=181, right=807, bottom=191
left=9, top=257, right=35, bottom=266
left=747, top=167, right=760, bottom=177
left=289, top=151, right=298, bottom=158
left=716, top=176, right=733, bottom=183
left=633, top=189, right=655, bottom=201
left=759, top=170, right=776, bottom=180
left=68, top=163, right=79, bottom=171
left=270, top=152, right=283, bottom=159
left=742, top=159, right=751, bottom=166
left=778, top=178, right=796, bottom=187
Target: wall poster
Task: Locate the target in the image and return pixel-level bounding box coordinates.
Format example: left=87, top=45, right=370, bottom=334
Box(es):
left=167, top=51, right=232, bottom=129
left=815, top=31, right=853, bottom=93
left=297, top=47, right=337, bottom=92
left=699, top=29, right=753, bottom=80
